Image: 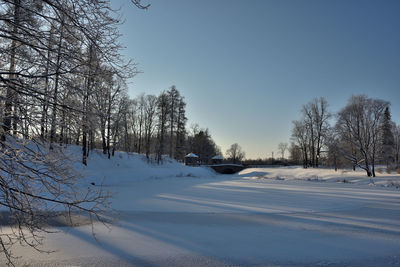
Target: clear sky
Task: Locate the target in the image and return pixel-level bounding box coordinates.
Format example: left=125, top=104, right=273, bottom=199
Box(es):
left=111, top=0, right=400, bottom=159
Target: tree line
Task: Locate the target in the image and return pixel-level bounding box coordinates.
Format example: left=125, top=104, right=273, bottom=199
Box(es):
left=116, top=87, right=221, bottom=165
left=0, top=0, right=223, bottom=168
left=0, top=0, right=159, bottom=263
left=289, top=95, right=400, bottom=178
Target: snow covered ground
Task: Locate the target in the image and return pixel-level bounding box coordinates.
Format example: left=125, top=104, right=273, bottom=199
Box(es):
left=2, top=150, right=400, bottom=266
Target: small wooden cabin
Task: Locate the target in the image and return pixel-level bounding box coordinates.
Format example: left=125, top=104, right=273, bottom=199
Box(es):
left=184, top=153, right=199, bottom=166
left=211, top=155, right=223, bottom=165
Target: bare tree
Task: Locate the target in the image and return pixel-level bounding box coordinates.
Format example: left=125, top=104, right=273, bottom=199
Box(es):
left=0, top=137, right=110, bottom=264
left=0, top=0, right=146, bottom=263
left=167, top=86, right=180, bottom=158
left=130, top=0, right=151, bottom=9
left=336, top=95, right=389, bottom=178
left=278, top=142, right=288, bottom=160
left=226, top=143, right=245, bottom=164
left=143, top=94, right=157, bottom=159
left=127, top=98, right=139, bottom=152
left=1, top=0, right=21, bottom=141
left=291, top=120, right=309, bottom=168
left=301, top=103, right=315, bottom=167
left=301, top=97, right=330, bottom=167
left=326, top=132, right=342, bottom=171
left=136, top=94, right=145, bottom=154
left=288, top=142, right=302, bottom=165
left=175, top=97, right=187, bottom=161
left=156, top=92, right=168, bottom=164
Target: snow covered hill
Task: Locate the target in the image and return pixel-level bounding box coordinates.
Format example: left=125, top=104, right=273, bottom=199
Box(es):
left=2, top=147, right=400, bottom=266
left=71, top=148, right=216, bottom=184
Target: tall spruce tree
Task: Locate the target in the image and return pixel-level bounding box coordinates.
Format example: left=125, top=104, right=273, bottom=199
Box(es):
left=381, top=106, right=395, bottom=168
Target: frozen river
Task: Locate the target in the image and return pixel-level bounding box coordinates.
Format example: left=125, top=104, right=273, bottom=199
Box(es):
left=3, top=169, right=400, bottom=266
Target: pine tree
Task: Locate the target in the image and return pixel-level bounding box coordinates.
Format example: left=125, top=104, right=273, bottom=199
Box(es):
left=381, top=106, right=395, bottom=168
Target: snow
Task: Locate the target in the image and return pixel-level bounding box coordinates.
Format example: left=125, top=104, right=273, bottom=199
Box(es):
left=2, top=148, right=400, bottom=266
left=239, top=166, right=400, bottom=187
left=70, top=148, right=214, bottom=182
left=185, top=153, right=199, bottom=158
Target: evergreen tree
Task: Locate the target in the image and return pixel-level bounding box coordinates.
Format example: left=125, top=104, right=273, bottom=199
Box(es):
left=380, top=106, right=395, bottom=168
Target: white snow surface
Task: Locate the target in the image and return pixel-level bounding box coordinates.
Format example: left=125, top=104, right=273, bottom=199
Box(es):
left=2, top=148, right=400, bottom=266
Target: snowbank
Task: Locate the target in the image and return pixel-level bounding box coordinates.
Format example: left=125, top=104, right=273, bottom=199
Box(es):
left=238, top=166, right=400, bottom=188
left=64, top=146, right=217, bottom=186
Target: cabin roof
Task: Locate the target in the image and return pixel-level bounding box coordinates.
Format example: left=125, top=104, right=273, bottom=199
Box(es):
left=185, top=153, right=199, bottom=158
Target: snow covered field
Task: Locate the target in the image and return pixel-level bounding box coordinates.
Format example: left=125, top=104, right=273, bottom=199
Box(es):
left=2, top=150, right=400, bottom=266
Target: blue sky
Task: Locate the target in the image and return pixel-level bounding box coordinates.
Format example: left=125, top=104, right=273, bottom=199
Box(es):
left=111, top=0, right=400, bottom=159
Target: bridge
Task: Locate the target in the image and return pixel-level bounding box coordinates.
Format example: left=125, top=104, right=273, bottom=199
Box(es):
left=208, top=164, right=246, bottom=174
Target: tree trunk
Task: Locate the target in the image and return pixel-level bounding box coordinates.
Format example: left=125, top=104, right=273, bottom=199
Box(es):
left=334, top=155, right=337, bottom=172
left=123, top=112, right=130, bottom=152
left=75, top=128, right=80, bottom=145
left=59, top=103, right=66, bottom=145
left=82, top=44, right=94, bottom=165
left=101, top=118, right=107, bottom=154
left=41, top=39, right=51, bottom=139
left=82, top=126, right=87, bottom=165
left=138, top=115, right=143, bottom=154
left=107, top=92, right=111, bottom=159
left=50, top=17, right=65, bottom=149
left=112, top=125, right=118, bottom=157
left=2, top=0, right=20, bottom=141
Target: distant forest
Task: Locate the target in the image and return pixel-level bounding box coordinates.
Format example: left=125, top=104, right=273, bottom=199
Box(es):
left=0, top=0, right=221, bottom=166
left=287, top=96, right=400, bottom=177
